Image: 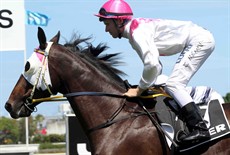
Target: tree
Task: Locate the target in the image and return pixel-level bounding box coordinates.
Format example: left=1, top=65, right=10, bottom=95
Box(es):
left=0, top=116, right=38, bottom=144
left=0, top=117, right=20, bottom=144
left=34, top=114, right=45, bottom=130
left=224, top=93, right=230, bottom=103
left=18, top=116, right=41, bottom=143
left=18, top=118, right=26, bottom=143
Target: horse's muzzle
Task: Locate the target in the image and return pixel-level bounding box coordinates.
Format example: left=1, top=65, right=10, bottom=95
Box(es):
left=5, top=102, right=19, bottom=119
left=5, top=102, right=12, bottom=113
left=5, top=101, right=32, bottom=119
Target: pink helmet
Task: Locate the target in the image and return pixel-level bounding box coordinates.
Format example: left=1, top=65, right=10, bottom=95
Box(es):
left=95, top=0, right=133, bottom=21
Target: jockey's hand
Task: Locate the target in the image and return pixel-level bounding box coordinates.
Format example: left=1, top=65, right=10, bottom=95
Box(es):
left=123, top=87, right=145, bottom=97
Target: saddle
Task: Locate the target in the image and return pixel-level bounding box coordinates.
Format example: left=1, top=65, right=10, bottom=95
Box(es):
left=123, top=80, right=230, bottom=152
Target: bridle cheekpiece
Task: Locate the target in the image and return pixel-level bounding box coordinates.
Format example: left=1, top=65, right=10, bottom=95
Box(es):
left=24, top=42, right=54, bottom=112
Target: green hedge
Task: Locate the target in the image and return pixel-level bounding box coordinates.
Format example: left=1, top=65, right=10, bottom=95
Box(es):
left=38, top=143, right=66, bottom=153
left=39, top=143, right=66, bottom=149
left=31, top=134, right=65, bottom=143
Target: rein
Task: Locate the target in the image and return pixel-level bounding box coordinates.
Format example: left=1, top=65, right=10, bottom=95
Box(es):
left=31, top=90, right=170, bottom=103
left=32, top=92, right=124, bottom=103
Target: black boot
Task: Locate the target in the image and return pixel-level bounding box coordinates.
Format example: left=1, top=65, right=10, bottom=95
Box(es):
left=180, top=102, right=210, bottom=143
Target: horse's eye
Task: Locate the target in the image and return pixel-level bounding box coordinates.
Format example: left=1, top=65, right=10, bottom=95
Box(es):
left=25, top=61, right=30, bottom=72
left=24, top=60, right=37, bottom=76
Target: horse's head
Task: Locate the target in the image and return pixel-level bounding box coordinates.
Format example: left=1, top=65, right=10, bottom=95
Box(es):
left=5, top=27, right=60, bottom=119
left=5, top=27, right=126, bottom=119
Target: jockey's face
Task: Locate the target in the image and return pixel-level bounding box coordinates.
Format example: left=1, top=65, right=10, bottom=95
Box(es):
left=103, top=19, right=123, bottom=38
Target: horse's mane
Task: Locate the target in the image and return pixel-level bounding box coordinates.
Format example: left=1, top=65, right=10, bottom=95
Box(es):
left=63, top=34, right=126, bottom=83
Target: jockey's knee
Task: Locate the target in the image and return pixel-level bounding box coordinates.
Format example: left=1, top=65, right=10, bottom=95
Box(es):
left=164, top=80, right=180, bottom=94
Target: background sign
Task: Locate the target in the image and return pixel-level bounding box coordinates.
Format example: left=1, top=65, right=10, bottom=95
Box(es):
left=66, top=115, right=91, bottom=155
left=0, top=0, right=25, bottom=51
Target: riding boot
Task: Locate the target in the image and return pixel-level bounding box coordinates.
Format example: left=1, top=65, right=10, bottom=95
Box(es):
left=179, top=102, right=210, bottom=143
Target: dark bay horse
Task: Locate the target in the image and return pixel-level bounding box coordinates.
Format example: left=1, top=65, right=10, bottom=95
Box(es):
left=5, top=27, right=230, bottom=155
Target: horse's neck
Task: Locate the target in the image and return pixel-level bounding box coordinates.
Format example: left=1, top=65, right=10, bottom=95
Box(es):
left=66, top=78, right=125, bottom=131
left=51, top=49, right=124, bottom=93
left=50, top=50, right=126, bottom=130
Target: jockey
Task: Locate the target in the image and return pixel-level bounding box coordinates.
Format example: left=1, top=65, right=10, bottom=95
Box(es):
left=94, top=0, right=215, bottom=143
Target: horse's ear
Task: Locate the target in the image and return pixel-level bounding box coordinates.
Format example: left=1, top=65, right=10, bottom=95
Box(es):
left=38, top=27, right=47, bottom=50
left=50, top=31, right=60, bottom=43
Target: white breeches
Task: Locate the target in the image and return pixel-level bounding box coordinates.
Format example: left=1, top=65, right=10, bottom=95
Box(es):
left=165, top=31, right=215, bottom=107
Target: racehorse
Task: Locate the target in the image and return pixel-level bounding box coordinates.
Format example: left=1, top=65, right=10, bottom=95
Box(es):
left=5, top=27, right=230, bottom=155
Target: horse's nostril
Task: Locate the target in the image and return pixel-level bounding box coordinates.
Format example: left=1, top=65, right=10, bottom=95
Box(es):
left=5, top=102, right=12, bottom=112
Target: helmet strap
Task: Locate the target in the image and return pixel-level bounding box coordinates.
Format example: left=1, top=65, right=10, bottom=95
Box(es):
left=112, top=19, right=129, bottom=39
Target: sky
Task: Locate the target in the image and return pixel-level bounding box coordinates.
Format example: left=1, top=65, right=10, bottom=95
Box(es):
left=0, top=0, right=229, bottom=117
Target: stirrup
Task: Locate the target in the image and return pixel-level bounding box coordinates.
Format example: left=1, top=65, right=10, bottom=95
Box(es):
left=176, top=129, right=188, bottom=143
left=181, top=130, right=210, bottom=143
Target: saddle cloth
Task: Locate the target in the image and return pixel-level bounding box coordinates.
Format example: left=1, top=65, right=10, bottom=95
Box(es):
left=155, top=98, right=230, bottom=152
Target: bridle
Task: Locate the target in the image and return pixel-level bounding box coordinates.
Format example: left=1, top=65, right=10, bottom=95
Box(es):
left=25, top=42, right=54, bottom=112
